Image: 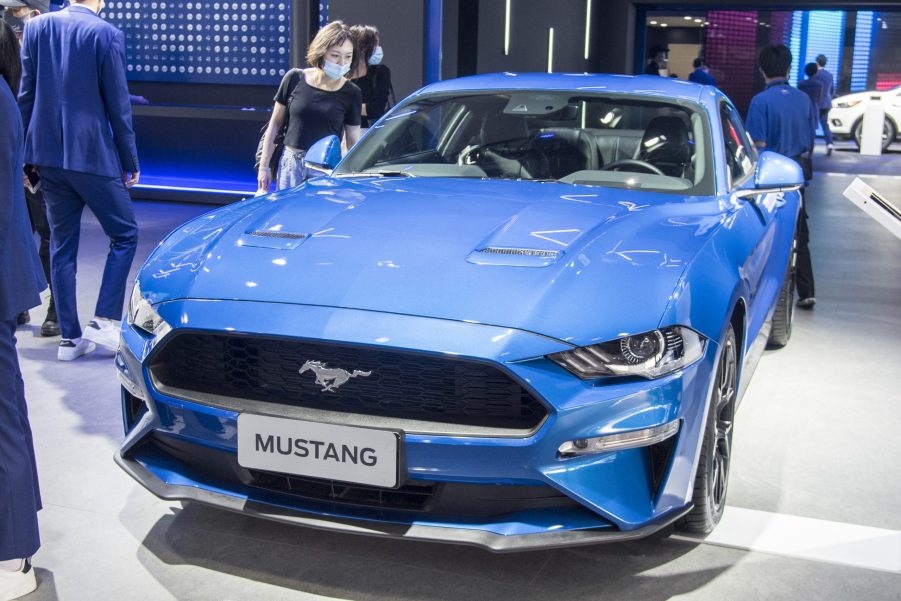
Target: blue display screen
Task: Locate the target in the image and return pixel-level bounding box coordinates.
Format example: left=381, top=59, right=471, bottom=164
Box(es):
left=104, top=1, right=291, bottom=85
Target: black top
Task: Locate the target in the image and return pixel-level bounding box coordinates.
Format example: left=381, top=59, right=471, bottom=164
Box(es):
left=274, top=69, right=362, bottom=151
left=644, top=61, right=661, bottom=75
left=351, top=64, right=392, bottom=128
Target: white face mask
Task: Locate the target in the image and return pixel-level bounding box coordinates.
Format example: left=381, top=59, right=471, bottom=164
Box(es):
left=322, top=58, right=351, bottom=80
left=368, top=46, right=384, bottom=66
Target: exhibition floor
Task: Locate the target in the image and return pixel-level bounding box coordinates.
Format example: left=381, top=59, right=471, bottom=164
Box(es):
left=13, top=172, right=901, bottom=600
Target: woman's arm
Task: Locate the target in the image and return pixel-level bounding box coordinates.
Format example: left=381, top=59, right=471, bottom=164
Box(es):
left=344, top=124, right=362, bottom=149
left=257, top=101, right=287, bottom=192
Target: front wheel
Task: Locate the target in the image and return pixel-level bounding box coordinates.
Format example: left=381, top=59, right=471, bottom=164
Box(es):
left=677, top=325, right=737, bottom=534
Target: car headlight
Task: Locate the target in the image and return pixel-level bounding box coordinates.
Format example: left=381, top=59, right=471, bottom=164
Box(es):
left=834, top=99, right=861, bottom=109
left=127, top=281, right=171, bottom=338
left=547, top=326, right=706, bottom=379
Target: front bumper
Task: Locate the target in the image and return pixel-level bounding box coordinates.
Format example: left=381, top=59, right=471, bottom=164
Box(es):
left=828, top=106, right=860, bottom=135
left=116, top=299, right=718, bottom=550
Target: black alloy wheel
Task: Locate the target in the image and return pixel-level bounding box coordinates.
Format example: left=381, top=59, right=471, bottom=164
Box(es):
left=677, top=325, right=737, bottom=534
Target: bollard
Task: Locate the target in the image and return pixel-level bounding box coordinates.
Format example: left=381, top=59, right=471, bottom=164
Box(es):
left=859, top=97, right=885, bottom=156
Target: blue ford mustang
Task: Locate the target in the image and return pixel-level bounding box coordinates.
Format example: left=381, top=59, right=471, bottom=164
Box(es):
left=116, top=73, right=803, bottom=551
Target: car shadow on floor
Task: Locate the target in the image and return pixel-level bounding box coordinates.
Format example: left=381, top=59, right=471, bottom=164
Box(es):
left=133, top=502, right=731, bottom=601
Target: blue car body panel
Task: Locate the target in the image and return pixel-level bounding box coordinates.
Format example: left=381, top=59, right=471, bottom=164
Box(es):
left=116, top=73, right=801, bottom=551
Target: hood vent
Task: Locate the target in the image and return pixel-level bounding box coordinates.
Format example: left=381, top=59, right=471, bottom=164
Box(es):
left=250, top=230, right=308, bottom=240
left=479, top=247, right=560, bottom=258
left=467, top=246, right=563, bottom=267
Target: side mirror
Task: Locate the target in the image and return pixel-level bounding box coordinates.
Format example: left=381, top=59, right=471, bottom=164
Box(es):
left=734, top=150, right=804, bottom=199
left=304, top=135, right=341, bottom=172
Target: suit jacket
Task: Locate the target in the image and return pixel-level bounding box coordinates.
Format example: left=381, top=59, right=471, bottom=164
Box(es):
left=813, top=68, right=834, bottom=109
left=18, top=5, right=139, bottom=178
left=797, top=78, right=823, bottom=107
left=1, top=81, right=46, bottom=322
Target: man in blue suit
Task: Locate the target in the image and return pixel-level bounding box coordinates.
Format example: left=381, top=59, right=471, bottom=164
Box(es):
left=814, top=54, right=835, bottom=155
left=0, top=22, right=46, bottom=598
left=18, top=0, right=139, bottom=360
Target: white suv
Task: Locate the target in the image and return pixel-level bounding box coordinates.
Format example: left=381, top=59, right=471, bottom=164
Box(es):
left=828, top=85, right=900, bottom=151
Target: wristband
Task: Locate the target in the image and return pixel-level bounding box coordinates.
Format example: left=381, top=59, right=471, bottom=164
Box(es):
left=259, top=167, right=271, bottom=173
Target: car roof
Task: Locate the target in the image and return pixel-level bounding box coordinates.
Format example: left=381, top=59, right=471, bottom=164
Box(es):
left=415, top=72, right=707, bottom=104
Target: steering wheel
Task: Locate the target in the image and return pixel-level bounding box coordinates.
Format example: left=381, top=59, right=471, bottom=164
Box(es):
left=601, top=159, right=665, bottom=176
left=458, top=144, right=483, bottom=166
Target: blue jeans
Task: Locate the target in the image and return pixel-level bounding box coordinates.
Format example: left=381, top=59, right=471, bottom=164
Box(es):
left=277, top=148, right=308, bottom=190
left=819, top=109, right=833, bottom=145
left=40, top=167, right=138, bottom=339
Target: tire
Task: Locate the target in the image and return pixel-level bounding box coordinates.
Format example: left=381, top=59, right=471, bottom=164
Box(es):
left=677, top=325, right=737, bottom=534
left=767, top=262, right=794, bottom=348
left=852, top=117, right=896, bottom=152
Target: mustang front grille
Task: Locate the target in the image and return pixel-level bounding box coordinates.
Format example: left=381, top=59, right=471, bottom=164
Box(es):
left=149, top=332, right=547, bottom=430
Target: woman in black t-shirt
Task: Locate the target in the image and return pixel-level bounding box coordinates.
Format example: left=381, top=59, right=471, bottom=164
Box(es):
left=257, top=21, right=362, bottom=192
left=349, top=25, right=393, bottom=130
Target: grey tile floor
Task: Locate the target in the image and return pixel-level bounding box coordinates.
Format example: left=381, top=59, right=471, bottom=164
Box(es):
left=12, top=172, right=901, bottom=600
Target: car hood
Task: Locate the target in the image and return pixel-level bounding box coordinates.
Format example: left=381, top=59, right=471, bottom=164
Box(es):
left=141, top=177, right=729, bottom=346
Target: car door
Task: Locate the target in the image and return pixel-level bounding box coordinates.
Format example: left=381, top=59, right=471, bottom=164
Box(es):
left=719, top=102, right=787, bottom=348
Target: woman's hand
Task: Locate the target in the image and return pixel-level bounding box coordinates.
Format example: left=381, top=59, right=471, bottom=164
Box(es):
left=257, top=167, right=272, bottom=194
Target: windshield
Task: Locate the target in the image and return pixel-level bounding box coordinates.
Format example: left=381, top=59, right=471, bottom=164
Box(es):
left=335, top=91, right=714, bottom=195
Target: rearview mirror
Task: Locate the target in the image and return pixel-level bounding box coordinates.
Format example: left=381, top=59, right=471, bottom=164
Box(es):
left=734, top=151, right=804, bottom=199
left=304, top=135, right=341, bottom=172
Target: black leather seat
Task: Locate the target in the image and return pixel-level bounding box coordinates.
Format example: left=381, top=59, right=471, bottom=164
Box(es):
left=637, top=116, right=691, bottom=178
left=530, top=128, right=600, bottom=179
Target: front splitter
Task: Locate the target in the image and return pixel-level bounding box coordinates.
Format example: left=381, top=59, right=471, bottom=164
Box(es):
left=115, top=451, right=691, bottom=552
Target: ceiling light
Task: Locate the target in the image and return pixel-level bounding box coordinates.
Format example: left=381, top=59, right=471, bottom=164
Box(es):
left=650, top=20, right=658, bottom=25
left=684, top=16, right=692, bottom=21
left=694, top=18, right=702, bottom=23
left=660, top=23, right=668, bottom=27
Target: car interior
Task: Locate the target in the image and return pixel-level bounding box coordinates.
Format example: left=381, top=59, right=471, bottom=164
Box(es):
left=338, top=92, right=712, bottom=194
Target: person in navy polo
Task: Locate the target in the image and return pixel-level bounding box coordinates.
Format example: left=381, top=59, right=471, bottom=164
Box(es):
left=18, top=0, right=140, bottom=360
left=688, top=58, right=716, bottom=87
left=0, top=19, right=46, bottom=600
left=745, top=44, right=819, bottom=309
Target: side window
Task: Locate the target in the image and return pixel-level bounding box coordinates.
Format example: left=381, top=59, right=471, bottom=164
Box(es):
left=720, top=104, right=755, bottom=186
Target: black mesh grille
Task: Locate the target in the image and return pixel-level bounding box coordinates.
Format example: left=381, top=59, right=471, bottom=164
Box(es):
left=143, top=434, right=580, bottom=518
left=149, top=332, right=547, bottom=430
left=249, top=470, right=438, bottom=511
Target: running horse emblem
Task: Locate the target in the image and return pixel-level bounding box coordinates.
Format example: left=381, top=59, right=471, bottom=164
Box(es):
left=299, top=360, right=372, bottom=392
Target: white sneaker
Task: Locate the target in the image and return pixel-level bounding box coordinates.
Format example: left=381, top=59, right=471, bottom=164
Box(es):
left=0, top=558, right=37, bottom=601
left=82, top=318, right=120, bottom=351
left=58, top=337, right=96, bottom=361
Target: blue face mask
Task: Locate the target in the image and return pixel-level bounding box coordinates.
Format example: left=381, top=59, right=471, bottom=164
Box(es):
left=368, top=46, right=384, bottom=66
left=322, top=58, right=351, bottom=80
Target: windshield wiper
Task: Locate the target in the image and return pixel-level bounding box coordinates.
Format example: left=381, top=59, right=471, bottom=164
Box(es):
left=334, top=170, right=415, bottom=178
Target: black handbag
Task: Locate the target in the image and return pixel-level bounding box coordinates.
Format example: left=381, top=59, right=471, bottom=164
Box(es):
left=254, top=71, right=301, bottom=175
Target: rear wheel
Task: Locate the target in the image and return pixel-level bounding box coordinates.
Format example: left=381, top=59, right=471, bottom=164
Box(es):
left=852, top=118, right=896, bottom=152
left=767, top=262, right=794, bottom=348
left=677, top=325, right=737, bottom=534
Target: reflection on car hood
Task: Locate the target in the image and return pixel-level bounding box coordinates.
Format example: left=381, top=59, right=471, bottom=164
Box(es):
left=141, top=177, right=730, bottom=346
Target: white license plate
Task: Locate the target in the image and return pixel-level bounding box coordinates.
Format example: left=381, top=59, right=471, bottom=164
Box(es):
left=237, top=413, right=400, bottom=488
